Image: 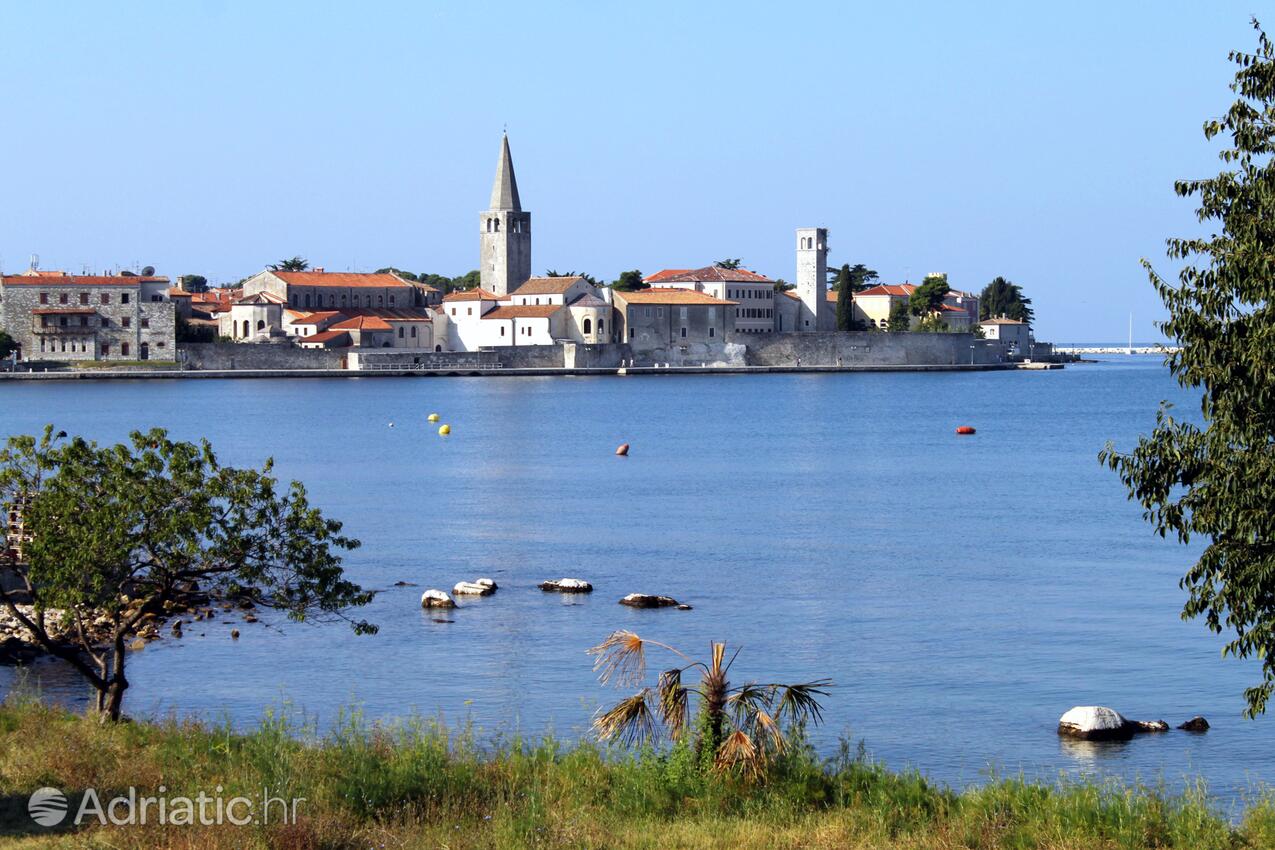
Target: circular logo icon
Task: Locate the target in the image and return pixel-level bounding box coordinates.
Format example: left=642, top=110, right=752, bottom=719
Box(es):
left=28, top=787, right=68, bottom=827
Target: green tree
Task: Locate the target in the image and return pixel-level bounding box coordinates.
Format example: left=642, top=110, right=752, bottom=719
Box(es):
left=178, top=274, right=208, bottom=293
left=909, top=273, right=950, bottom=317
left=715, top=258, right=742, bottom=270
left=979, top=276, right=1034, bottom=323
left=0, top=331, right=17, bottom=359
left=0, top=427, right=375, bottom=721
left=833, top=266, right=865, bottom=331
left=271, top=257, right=310, bottom=272
left=375, top=267, right=419, bottom=281
left=1100, top=20, right=1275, bottom=717
left=589, top=631, right=829, bottom=779
left=886, top=300, right=911, bottom=332
left=832, top=263, right=879, bottom=293
left=773, top=278, right=795, bottom=293
left=545, top=270, right=600, bottom=286
left=612, top=270, right=648, bottom=291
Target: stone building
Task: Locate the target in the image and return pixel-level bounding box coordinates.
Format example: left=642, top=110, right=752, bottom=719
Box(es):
left=612, top=288, right=736, bottom=354
left=0, top=270, right=177, bottom=362
left=435, top=276, right=611, bottom=351
left=642, top=266, right=777, bottom=333
left=480, top=134, right=531, bottom=296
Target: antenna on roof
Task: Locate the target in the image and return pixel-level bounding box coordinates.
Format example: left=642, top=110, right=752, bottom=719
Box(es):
left=28, top=253, right=39, bottom=272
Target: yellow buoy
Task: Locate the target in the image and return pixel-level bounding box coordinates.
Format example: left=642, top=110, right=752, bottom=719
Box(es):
left=438, top=424, right=451, bottom=435
left=427, top=413, right=440, bottom=422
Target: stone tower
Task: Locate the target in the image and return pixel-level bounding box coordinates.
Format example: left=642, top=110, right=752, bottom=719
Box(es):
left=480, top=134, right=532, bottom=295
left=795, top=227, right=829, bottom=332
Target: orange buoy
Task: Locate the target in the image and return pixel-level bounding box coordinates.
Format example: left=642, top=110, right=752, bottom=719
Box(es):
left=615, top=443, right=630, bottom=456
left=955, top=426, right=976, bottom=435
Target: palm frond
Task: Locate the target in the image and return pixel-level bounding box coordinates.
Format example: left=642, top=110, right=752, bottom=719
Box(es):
left=773, top=680, right=832, bottom=726
left=593, top=689, right=656, bottom=745
left=714, top=729, right=762, bottom=779
left=727, top=682, right=771, bottom=723
left=588, top=630, right=647, bottom=686
left=751, top=708, right=786, bottom=756
left=657, top=668, right=689, bottom=739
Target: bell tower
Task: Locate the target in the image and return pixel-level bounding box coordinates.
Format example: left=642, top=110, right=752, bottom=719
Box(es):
left=480, top=134, right=532, bottom=295
left=795, top=227, right=830, bottom=331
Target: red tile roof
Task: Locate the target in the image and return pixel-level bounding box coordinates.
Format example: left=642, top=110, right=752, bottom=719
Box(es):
left=166, top=287, right=193, bottom=297
left=512, top=276, right=587, bottom=295
left=649, top=265, right=773, bottom=284
left=442, top=287, right=502, bottom=302
left=616, top=288, right=736, bottom=306
left=329, top=315, right=394, bottom=331
left=857, top=284, right=916, bottom=298
left=271, top=271, right=412, bottom=289
left=481, top=304, right=562, bottom=320
left=300, top=329, right=352, bottom=346
left=1, top=274, right=168, bottom=287
left=235, top=291, right=287, bottom=305
left=289, top=310, right=344, bottom=326
left=642, top=269, right=692, bottom=283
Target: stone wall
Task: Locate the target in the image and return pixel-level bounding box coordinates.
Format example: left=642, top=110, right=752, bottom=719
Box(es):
left=181, top=342, right=345, bottom=370
left=351, top=344, right=565, bottom=371
left=737, top=331, right=1008, bottom=367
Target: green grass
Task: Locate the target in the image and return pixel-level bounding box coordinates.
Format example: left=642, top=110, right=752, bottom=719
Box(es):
left=69, top=360, right=179, bottom=370
left=0, top=699, right=1270, bottom=849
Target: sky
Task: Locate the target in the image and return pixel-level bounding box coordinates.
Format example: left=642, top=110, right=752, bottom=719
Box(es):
left=0, top=1, right=1266, bottom=341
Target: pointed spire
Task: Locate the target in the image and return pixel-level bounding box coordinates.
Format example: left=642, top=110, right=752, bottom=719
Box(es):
left=489, top=133, right=521, bottom=212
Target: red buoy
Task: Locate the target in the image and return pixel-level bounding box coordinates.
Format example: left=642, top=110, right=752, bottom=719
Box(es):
left=955, top=426, right=976, bottom=435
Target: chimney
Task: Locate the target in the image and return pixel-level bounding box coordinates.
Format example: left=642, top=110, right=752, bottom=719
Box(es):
left=313, top=267, right=325, bottom=273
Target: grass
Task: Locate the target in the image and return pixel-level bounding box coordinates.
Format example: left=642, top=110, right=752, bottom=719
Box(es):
left=68, top=360, right=178, bottom=370
left=0, top=699, right=1271, bottom=849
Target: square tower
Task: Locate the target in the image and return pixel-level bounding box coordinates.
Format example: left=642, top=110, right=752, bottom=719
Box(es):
left=479, top=134, right=532, bottom=295
left=795, top=227, right=829, bottom=332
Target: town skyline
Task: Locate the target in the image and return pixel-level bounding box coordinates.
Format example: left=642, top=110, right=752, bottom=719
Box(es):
left=0, top=2, right=1257, bottom=341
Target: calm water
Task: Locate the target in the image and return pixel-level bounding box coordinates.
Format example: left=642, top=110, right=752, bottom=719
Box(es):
left=1, top=359, right=1270, bottom=803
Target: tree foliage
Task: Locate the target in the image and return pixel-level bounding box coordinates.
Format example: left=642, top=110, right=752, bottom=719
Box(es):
left=612, top=270, right=648, bottom=291
left=909, top=274, right=950, bottom=317
left=0, top=331, right=16, bottom=359
left=545, top=270, right=600, bottom=286
left=271, top=257, right=310, bottom=272
left=0, top=427, right=375, bottom=721
left=178, top=274, right=208, bottom=293
left=979, top=276, right=1034, bottom=323
left=715, top=259, right=742, bottom=270
left=886, top=300, right=911, bottom=332
left=1100, top=20, right=1275, bottom=717
left=589, top=631, right=829, bottom=780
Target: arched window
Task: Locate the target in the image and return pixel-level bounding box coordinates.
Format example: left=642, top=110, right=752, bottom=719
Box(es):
left=304, top=293, right=311, bottom=308
left=389, top=295, right=396, bottom=306
left=242, top=320, right=250, bottom=337
left=493, top=219, right=500, bottom=232
left=329, top=294, right=335, bottom=306
left=598, top=318, right=604, bottom=334
left=583, top=317, right=592, bottom=334
left=378, top=295, right=384, bottom=306
left=410, top=326, right=417, bottom=337
left=256, top=320, right=265, bottom=331
left=341, top=294, right=347, bottom=306
left=435, top=344, right=442, bottom=352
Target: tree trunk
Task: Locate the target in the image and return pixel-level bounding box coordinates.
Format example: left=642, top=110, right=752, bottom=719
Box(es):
left=98, top=637, right=128, bottom=723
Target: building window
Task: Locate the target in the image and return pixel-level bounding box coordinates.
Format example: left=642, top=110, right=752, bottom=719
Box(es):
left=680, top=327, right=687, bottom=338
left=59, top=293, right=69, bottom=304
left=680, top=307, right=688, bottom=321
left=398, top=326, right=404, bottom=338
left=256, top=320, right=265, bottom=331
left=500, top=326, right=506, bottom=337
left=389, top=295, right=395, bottom=306
left=435, top=344, right=442, bottom=352
left=79, top=316, right=88, bottom=327
left=467, top=307, right=473, bottom=316
left=304, top=293, right=311, bottom=308
left=101, top=343, right=110, bottom=356
left=644, top=307, right=651, bottom=317
left=410, top=326, right=417, bottom=338
left=122, top=317, right=131, bottom=328
left=157, top=341, right=166, bottom=349
left=598, top=318, right=604, bottom=334
left=451, top=308, right=457, bottom=316
left=101, top=293, right=110, bottom=305
left=141, top=318, right=150, bottom=329
left=39, top=292, right=48, bottom=304
left=121, top=342, right=130, bottom=356
left=378, top=295, right=384, bottom=306
left=709, top=327, right=715, bottom=337
left=79, top=292, right=88, bottom=305
left=583, top=317, right=592, bottom=334
left=121, top=293, right=130, bottom=304
left=629, top=328, right=635, bottom=339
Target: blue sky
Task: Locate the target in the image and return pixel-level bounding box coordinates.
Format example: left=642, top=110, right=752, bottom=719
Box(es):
left=0, top=1, right=1263, bottom=340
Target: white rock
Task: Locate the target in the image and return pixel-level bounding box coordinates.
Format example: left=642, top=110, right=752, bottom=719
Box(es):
left=453, top=580, right=496, bottom=596
left=420, top=589, right=456, bottom=608
left=539, top=578, right=593, bottom=593
left=1057, top=705, right=1131, bottom=740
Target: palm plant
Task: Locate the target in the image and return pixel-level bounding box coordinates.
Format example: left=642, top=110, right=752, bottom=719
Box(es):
left=588, top=631, right=830, bottom=779
left=271, top=256, right=310, bottom=272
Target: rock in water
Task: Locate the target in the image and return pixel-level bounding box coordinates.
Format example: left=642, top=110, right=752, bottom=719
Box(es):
left=1178, top=716, right=1210, bottom=732
left=420, top=589, right=457, bottom=609
left=539, top=578, right=593, bottom=593
left=619, top=593, right=680, bottom=609
left=1057, top=706, right=1134, bottom=741
left=453, top=579, right=497, bottom=596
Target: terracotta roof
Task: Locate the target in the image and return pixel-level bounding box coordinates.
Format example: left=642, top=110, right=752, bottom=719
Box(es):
left=192, top=289, right=240, bottom=309
left=289, top=310, right=344, bottom=326
left=512, top=276, right=587, bottom=295
left=650, top=265, right=773, bottom=284
left=235, top=291, right=287, bottom=305
left=271, top=271, right=411, bottom=289
left=938, top=304, right=967, bottom=313
left=2, top=274, right=167, bottom=287
left=442, top=287, right=502, bottom=302
left=568, top=292, right=608, bottom=308
left=826, top=290, right=839, bottom=302
left=857, top=284, right=916, bottom=298
left=300, top=329, right=351, bottom=346
left=617, top=288, right=736, bottom=306
left=167, top=288, right=193, bottom=297
left=981, top=317, right=1026, bottom=325
left=481, top=304, right=561, bottom=320
left=329, top=315, right=393, bottom=331
left=643, top=269, right=692, bottom=284
left=33, top=308, right=96, bottom=315
left=779, top=289, right=801, bottom=300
